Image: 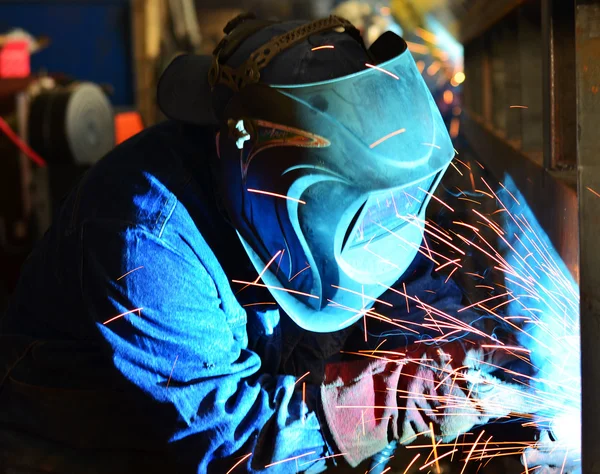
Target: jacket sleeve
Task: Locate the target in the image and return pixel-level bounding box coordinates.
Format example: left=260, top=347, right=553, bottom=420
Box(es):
left=79, top=218, right=329, bottom=473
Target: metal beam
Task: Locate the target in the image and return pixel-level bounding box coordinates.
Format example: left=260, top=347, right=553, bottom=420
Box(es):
left=542, top=0, right=577, bottom=170
left=577, top=1, right=600, bottom=473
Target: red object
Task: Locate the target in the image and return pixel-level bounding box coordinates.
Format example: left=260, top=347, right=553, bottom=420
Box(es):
left=0, top=40, right=30, bottom=78
left=114, top=111, right=144, bottom=145
left=0, top=116, right=46, bottom=167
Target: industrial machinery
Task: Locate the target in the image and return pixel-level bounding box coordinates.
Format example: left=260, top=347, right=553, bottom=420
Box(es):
left=0, top=75, right=115, bottom=304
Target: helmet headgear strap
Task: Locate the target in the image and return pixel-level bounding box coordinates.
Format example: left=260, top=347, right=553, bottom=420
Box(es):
left=208, top=14, right=365, bottom=92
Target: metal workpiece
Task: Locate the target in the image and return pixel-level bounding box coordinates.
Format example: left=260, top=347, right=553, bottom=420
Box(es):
left=576, top=2, right=600, bottom=473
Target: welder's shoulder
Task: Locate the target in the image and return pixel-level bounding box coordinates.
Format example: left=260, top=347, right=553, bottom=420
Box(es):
left=74, top=120, right=213, bottom=236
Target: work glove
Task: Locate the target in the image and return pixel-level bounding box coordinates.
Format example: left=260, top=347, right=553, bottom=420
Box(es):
left=320, top=341, right=532, bottom=467
left=521, top=410, right=581, bottom=474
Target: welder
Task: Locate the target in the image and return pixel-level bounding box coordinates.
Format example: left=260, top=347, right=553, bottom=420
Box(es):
left=1, top=14, right=532, bottom=473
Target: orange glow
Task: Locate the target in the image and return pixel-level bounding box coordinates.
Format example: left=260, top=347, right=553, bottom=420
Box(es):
left=453, top=106, right=462, bottom=116
left=450, top=117, right=460, bottom=138
left=380, top=6, right=391, bottom=15
left=444, top=90, right=454, bottom=104
left=416, top=60, right=426, bottom=73
left=453, top=71, right=466, bottom=84
left=407, top=41, right=430, bottom=55
left=427, top=61, right=441, bottom=76
left=415, top=27, right=439, bottom=45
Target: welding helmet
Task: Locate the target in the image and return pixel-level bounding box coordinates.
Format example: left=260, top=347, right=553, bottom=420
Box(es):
left=157, top=14, right=454, bottom=333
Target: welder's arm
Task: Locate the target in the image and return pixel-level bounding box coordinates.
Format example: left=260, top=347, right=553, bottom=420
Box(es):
left=321, top=343, right=532, bottom=467
left=80, top=220, right=328, bottom=473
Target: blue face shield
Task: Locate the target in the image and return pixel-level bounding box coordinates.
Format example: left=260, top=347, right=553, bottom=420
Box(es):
left=213, top=30, right=454, bottom=333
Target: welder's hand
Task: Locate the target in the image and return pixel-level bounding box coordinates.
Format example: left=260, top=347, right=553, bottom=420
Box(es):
left=521, top=411, right=581, bottom=474
left=522, top=430, right=581, bottom=474
left=398, top=345, right=532, bottom=444
left=320, top=342, right=532, bottom=467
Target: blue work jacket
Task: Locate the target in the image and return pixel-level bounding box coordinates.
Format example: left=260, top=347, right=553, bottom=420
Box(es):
left=1, top=120, right=473, bottom=473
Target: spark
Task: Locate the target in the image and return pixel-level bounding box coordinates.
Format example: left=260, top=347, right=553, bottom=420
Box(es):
left=445, top=266, right=459, bottom=283
left=225, top=453, right=252, bottom=474
left=369, top=128, right=406, bottom=149
left=500, top=181, right=521, bottom=204
left=232, top=280, right=319, bottom=299
left=331, top=284, right=393, bottom=307
left=510, top=105, right=529, bottom=109
left=481, top=344, right=531, bottom=353
left=366, top=455, right=395, bottom=473
left=422, top=142, right=442, bottom=150
left=560, top=449, right=569, bottom=474
left=429, top=422, right=442, bottom=474
left=289, top=264, right=311, bottom=282
left=453, top=221, right=479, bottom=232
left=365, top=63, right=399, bottom=80
left=253, top=250, right=282, bottom=284
left=264, top=451, right=316, bottom=468
left=370, top=339, right=388, bottom=355
left=418, top=187, right=455, bottom=212
left=311, top=45, right=334, bottom=51
left=454, top=157, right=470, bottom=169
left=461, top=430, right=485, bottom=474
left=242, top=302, right=277, bottom=307
left=474, top=189, right=494, bottom=199
left=419, top=449, right=458, bottom=471
left=295, top=371, right=311, bottom=385
left=298, top=453, right=347, bottom=467
left=302, top=382, right=306, bottom=424
left=459, top=197, right=482, bottom=205
left=403, top=454, right=421, bottom=474
left=450, top=161, right=464, bottom=176
left=166, top=355, right=179, bottom=388
left=586, top=186, right=600, bottom=198
left=117, top=265, right=144, bottom=281
left=247, top=188, right=306, bottom=205
left=103, top=307, right=143, bottom=325
left=275, top=249, right=285, bottom=275
left=403, top=282, right=410, bottom=313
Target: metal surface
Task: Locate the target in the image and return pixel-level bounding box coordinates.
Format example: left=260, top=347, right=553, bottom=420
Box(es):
left=576, top=1, right=600, bottom=472
left=542, top=0, right=577, bottom=170
left=458, top=0, right=526, bottom=43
